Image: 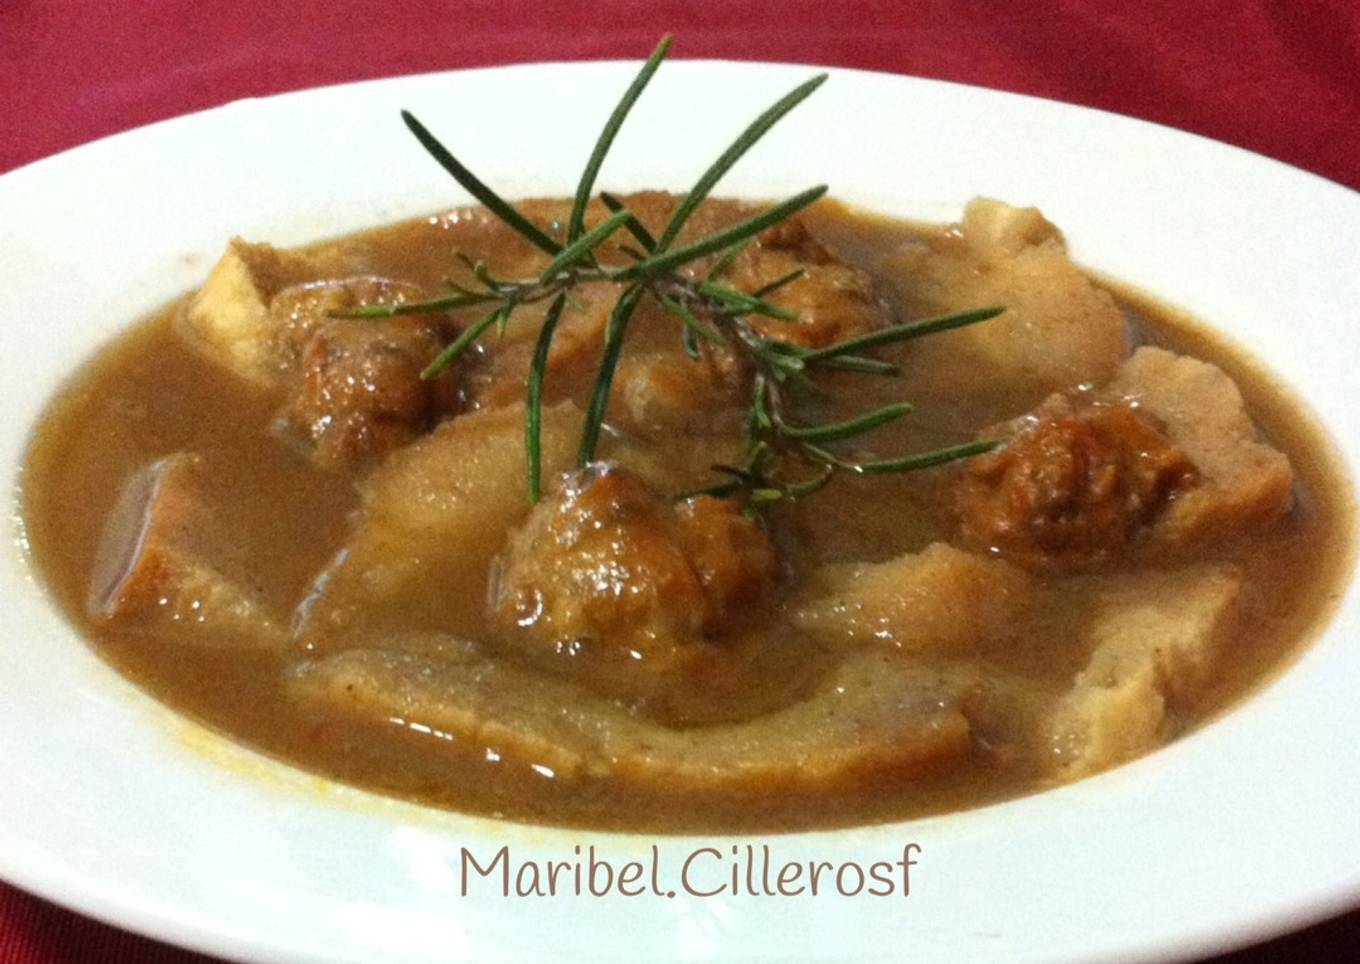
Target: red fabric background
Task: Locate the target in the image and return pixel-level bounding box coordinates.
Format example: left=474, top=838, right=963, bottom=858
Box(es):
left=1, top=1, right=1357, bottom=961
left=3, top=0, right=1359, bottom=187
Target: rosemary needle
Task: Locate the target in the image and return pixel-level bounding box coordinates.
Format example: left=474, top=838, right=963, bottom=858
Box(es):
left=567, top=35, right=673, bottom=244
left=578, top=284, right=644, bottom=467
left=655, top=73, right=829, bottom=251
left=421, top=305, right=503, bottom=379
left=353, top=35, right=1006, bottom=507
left=526, top=294, right=568, bottom=503
left=400, top=111, right=562, bottom=257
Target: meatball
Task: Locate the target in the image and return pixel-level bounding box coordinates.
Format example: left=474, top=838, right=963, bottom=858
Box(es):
left=285, top=315, right=459, bottom=471
left=723, top=217, right=888, bottom=350
left=491, top=464, right=779, bottom=677
left=956, top=398, right=1196, bottom=566
left=757, top=216, right=833, bottom=263
left=270, top=277, right=437, bottom=361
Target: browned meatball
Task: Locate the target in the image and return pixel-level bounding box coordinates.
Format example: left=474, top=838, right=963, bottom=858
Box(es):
left=757, top=217, right=833, bottom=263
left=285, top=315, right=458, bottom=471
left=723, top=216, right=888, bottom=350
left=956, top=399, right=1196, bottom=567
left=270, top=277, right=437, bottom=360
left=491, top=464, right=779, bottom=680
left=672, top=494, right=782, bottom=620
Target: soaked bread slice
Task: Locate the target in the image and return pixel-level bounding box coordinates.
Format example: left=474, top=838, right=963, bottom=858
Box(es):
left=288, top=645, right=972, bottom=794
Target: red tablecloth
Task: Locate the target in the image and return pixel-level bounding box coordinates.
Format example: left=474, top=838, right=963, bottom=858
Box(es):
left=2, top=2, right=1357, bottom=961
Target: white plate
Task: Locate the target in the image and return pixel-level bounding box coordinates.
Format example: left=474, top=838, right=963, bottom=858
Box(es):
left=2, top=60, right=1358, bottom=964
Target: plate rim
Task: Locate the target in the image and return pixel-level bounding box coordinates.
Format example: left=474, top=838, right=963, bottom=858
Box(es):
left=2, top=56, right=1358, bottom=964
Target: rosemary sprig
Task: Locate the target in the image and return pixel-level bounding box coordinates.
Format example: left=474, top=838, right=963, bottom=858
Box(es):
left=334, top=37, right=1006, bottom=506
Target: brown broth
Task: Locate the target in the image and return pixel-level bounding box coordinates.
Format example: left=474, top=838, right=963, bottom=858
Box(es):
left=18, top=200, right=1357, bottom=832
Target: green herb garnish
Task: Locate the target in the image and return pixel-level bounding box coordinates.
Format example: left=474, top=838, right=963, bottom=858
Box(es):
left=335, top=35, right=1003, bottom=505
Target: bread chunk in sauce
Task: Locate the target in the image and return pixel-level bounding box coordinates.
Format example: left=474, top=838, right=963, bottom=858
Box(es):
left=957, top=347, right=1293, bottom=566
left=793, top=543, right=1031, bottom=653
left=87, top=454, right=286, bottom=647
left=178, top=238, right=358, bottom=387
left=288, top=646, right=972, bottom=794
left=1107, top=347, right=1294, bottom=546
left=1046, top=565, right=1242, bottom=776
left=884, top=198, right=1128, bottom=405
left=294, top=401, right=583, bottom=652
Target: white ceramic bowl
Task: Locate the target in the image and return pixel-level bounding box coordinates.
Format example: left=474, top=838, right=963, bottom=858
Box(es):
left=1, top=61, right=1357, bottom=963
